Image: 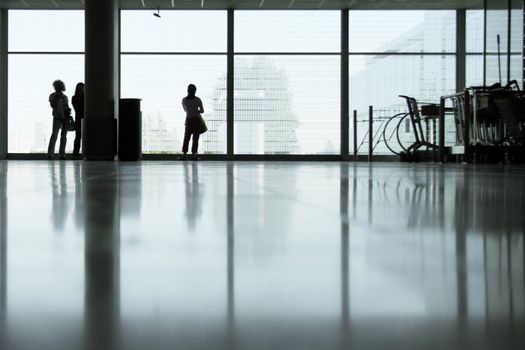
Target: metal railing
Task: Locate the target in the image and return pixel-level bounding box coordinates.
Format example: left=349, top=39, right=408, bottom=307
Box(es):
left=352, top=106, right=416, bottom=160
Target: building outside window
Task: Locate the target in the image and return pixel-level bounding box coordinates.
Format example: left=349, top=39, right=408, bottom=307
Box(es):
left=348, top=11, right=457, bottom=153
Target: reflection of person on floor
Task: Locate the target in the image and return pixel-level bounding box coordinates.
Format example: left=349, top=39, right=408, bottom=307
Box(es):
left=47, top=80, right=71, bottom=160
left=184, top=162, right=202, bottom=231
left=181, top=84, right=204, bottom=161
left=73, top=162, right=83, bottom=229
left=72, top=82, right=85, bottom=158
left=51, top=162, right=70, bottom=231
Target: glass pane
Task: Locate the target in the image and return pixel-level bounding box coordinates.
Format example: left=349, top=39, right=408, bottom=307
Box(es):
left=349, top=55, right=456, bottom=154
left=349, top=11, right=456, bottom=53
left=486, top=1, right=508, bottom=54
left=121, top=11, right=227, bottom=53
left=466, top=10, right=484, bottom=53
left=8, top=10, right=84, bottom=52
left=510, top=54, right=522, bottom=86
left=485, top=54, right=508, bottom=85
left=233, top=55, right=340, bottom=155
left=8, top=54, right=84, bottom=153
left=466, top=54, right=484, bottom=87
left=121, top=55, right=227, bottom=154
left=511, top=0, right=523, bottom=54
left=235, top=11, right=340, bottom=53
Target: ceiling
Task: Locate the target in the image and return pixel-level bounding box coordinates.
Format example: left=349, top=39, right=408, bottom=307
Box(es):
left=0, top=0, right=485, bottom=10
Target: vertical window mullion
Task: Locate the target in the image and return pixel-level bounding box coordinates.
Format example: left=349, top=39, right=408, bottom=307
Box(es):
left=341, top=9, right=349, bottom=160
left=0, top=10, right=7, bottom=159
left=227, top=9, right=234, bottom=159
left=457, top=9, right=466, bottom=91
left=483, top=0, right=488, bottom=86
left=507, top=0, right=512, bottom=83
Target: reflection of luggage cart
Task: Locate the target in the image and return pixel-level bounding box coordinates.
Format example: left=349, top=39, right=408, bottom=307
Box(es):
left=398, top=95, right=439, bottom=161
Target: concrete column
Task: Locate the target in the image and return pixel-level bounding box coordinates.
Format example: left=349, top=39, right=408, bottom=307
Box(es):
left=0, top=10, right=7, bottom=159
left=84, top=0, right=119, bottom=160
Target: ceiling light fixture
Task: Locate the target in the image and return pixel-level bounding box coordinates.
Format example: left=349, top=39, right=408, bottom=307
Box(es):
left=154, top=5, right=161, bottom=17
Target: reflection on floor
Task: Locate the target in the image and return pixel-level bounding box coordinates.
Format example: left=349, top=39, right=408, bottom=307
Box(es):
left=0, top=160, right=524, bottom=350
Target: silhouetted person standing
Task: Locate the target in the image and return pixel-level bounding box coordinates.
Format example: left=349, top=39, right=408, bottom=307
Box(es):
left=181, top=84, right=204, bottom=160
left=48, top=80, right=71, bottom=160
left=72, top=82, right=84, bottom=158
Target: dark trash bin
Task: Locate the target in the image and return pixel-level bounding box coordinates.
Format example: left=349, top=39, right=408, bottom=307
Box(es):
left=118, top=98, right=142, bottom=161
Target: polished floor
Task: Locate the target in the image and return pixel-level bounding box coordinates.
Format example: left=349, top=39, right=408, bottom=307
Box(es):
left=0, top=160, right=524, bottom=350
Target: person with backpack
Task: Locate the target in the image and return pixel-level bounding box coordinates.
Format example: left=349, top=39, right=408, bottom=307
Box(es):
left=48, top=79, right=71, bottom=160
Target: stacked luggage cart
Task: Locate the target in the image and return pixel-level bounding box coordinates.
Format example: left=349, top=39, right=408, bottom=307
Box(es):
left=439, top=81, right=525, bottom=163
left=379, top=96, right=441, bottom=162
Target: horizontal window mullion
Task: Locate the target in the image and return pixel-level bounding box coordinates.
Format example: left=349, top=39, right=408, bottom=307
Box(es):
left=8, top=51, right=84, bottom=55
left=485, top=52, right=523, bottom=55
left=121, top=52, right=227, bottom=55
left=348, top=52, right=456, bottom=56
left=8, top=52, right=461, bottom=56
left=234, top=52, right=340, bottom=55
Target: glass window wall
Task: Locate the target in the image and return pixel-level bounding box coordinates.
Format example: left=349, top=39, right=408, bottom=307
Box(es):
left=234, top=11, right=341, bottom=155
left=349, top=11, right=456, bottom=53
left=349, top=11, right=457, bottom=154
left=7, top=8, right=512, bottom=158
left=121, top=11, right=226, bottom=53
left=235, top=11, right=340, bottom=53
left=121, top=55, right=227, bottom=154
left=7, top=11, right=84, bottom=154
left=466, top=10, right=484, bottom=87
left=120, top=10, right=227, bottom=154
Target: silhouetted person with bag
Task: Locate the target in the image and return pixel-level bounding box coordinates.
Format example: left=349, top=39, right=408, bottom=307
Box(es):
left=180, top=84, right=204, bottom=161
left=48, top=80, right=71, bottom=160
left=72, top=82, right=84, bottom=158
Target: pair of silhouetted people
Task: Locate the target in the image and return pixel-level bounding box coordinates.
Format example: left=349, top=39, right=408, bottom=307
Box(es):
left=47, top=80, right=84, bottom=160
left=180, top=84, right=204, bottom=160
